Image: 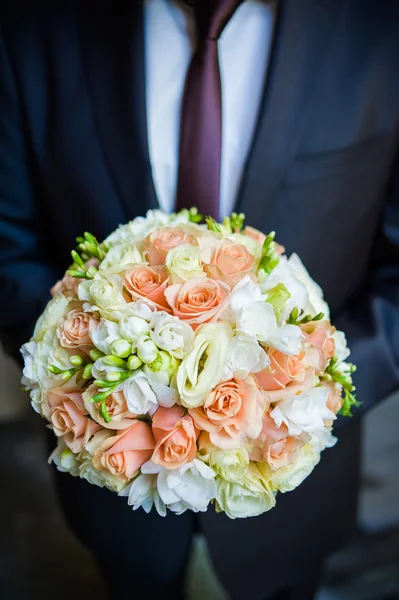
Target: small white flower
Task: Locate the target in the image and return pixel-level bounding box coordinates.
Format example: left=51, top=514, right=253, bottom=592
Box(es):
left=224, top=331, right=270, bottom=379
left=259, top=256, right=309, bottom=321
left=122, top=370, right=177, bottom=415
left=48, top=440, right=80, bottom=477
left=229, top=276, right=263, bottom=316
left=332, top=330, right=350, bottom=363
left=157, top=459, right=217, bottom=515
left=270, top=386, right=336, bottom=436
left=150, top=312, right=194, bottom=359
left=120, top=315, right=150, bottom=344
left=288, top=254, right=330, bottom=318
left=90, top=319, right=121, bottom=355
left=119, top=472, right=166, bottom=516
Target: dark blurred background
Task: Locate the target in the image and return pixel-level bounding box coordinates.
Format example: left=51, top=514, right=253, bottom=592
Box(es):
left=1, top=343, right=398, bottom=600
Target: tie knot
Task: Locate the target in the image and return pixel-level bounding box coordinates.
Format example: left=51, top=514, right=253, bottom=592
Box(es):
left=195, top=0, right=244, bottom=41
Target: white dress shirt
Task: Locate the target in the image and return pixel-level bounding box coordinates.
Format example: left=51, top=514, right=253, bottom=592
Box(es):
left=144, top=0, right=276, bottom=219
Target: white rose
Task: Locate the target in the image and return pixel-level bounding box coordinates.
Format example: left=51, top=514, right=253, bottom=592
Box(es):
left=288, top=254, right=330, bottom=318
left=165, top=244, right=206, bottom=284
left=78, top=272, right=126, bottom=313
left=150, top=312, right=194, bottom=359
left=267, top=443, right=320, bottom=493
left=177, top=322, right=234, bottom=408
left=270, top=386, right=336, bottom=436
left=332, top=330, right=350, bottom=363
left=122, top=369, right=177, bottom=415
left=90, top=319, right=121, bottom=354
left=156, top=459, right=217, bottom=514
left=99, top=242, right=146, bottom=274
left=119, top=471, right=166, bottom=516
left=224, top=331, right=270, bottom=380
left=216, top=464, right=276, bottom=519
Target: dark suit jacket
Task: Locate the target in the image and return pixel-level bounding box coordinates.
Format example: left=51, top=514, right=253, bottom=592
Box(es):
left=1, top=1, right=399, bottom=597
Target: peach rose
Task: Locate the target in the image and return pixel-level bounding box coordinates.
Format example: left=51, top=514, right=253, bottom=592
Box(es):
left=301, top=320, right=336, bottom=372
left=250, top=412, right=309, bottom=470
left=144, top=227, right=198, bottom=266
left=51, top=274, right=80, bottom=298
left=262, top=368, right=318, bottom=405
left=57, top=309, right=99, bottom=349
left=190, top=375, right=266, bottom=449
left=151, top=405, right=199, bottom=469
left=124, top=265, right=171, bottom=312
left=244, top=226, right=266, bottom=246
left=83, top=384, right=138, bottom=429
left=256, top=350, right=306, bottom=391
left=321, top=381, right=343, bottom=426
left=244, top=227, right=285, bottom=256
left=43, top=387, right=101, bottom=453
left=93, top=421, right=155, bottom=482
left=204, top=240, right=255, bottom=288
left=164, top=277, right=229, bottom=330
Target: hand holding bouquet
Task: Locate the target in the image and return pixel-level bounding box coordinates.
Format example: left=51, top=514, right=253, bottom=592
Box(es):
left=21, top=209, right=358, bottom=518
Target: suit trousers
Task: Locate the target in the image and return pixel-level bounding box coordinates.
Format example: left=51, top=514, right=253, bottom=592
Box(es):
left=51, top=463, right=323, bottom=600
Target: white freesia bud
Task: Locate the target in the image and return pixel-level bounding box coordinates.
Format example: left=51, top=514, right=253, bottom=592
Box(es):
left=111, top=339, right=132, bottom=358
left=165, top=244, right=206, bottom=284
left=150, top=312, right=194, bottom=359
left=92, top=357, right=125, bottom=381
left=120, top=316, right=150, bottom=343
left=136, top=338, right=159, bottom=364
left=177, top=322, right=234, bottom=408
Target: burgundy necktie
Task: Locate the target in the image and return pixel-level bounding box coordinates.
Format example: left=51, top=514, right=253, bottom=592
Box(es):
left=176, top=0, right=244, bottom=220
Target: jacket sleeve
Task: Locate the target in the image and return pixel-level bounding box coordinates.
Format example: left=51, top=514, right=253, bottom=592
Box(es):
left=0, top=28, right=60, bottom=361
left=333, top=149, right=399, bottom=425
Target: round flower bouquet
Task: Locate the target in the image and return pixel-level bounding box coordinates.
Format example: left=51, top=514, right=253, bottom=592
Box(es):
left=21, top=209, right=358, bottom=519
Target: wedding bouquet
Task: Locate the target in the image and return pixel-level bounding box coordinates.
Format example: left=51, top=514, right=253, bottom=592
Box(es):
left=21, top=208, right=358, bottom=519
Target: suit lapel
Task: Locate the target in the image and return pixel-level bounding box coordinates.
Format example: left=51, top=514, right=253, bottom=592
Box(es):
left=237, top=0, right=348, bottom=226
left=76, top=0, right=158, bottom=219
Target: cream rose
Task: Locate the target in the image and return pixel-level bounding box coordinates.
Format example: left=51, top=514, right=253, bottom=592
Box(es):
left=198, top=432, right=250, bottom=482
left=165, top=244, right=206, bottom=284
left=99, top=242, right=146, bottom=274
left=266, top=443, right=321, bottom=493
left=177, top=322, right=234, bottom=408
left=216, top=463, right=276, bottom=519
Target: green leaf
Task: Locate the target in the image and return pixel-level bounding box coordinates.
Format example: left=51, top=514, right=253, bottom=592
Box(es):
left=205, top=216, right=222, bottom=232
